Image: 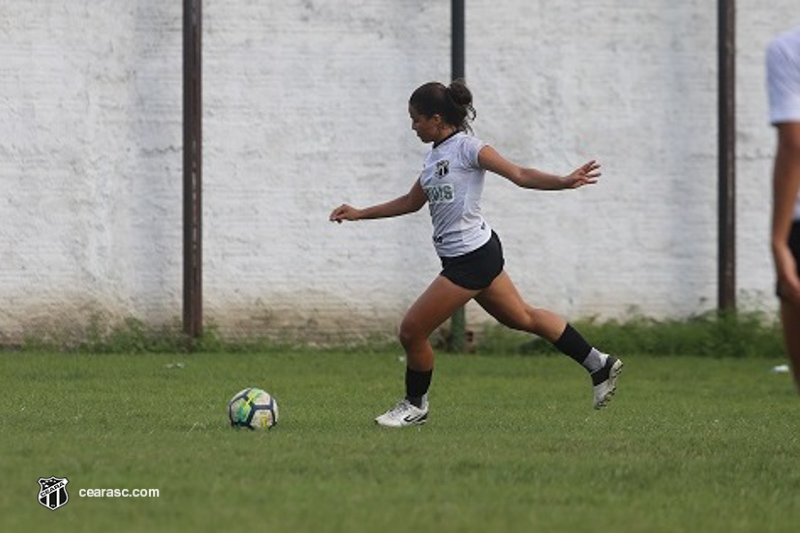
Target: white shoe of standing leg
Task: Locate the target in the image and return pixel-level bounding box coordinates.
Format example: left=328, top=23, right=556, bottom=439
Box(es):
left=374, top=398, right=428, bottom=427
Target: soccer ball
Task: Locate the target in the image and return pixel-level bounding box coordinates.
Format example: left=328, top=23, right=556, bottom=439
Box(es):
left=228, top=388, right=279, bottom=430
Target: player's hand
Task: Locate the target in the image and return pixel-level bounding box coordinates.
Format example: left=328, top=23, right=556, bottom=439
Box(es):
left=564, top=160, right=601, bottom=189
left=329, top=204, right=361, bottom=223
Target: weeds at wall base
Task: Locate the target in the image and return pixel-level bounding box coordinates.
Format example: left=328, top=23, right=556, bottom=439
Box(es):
left=0, top=310, right=785, bottom=358
left=4, top=315, right=397, bottom=355
left=475, top=310, right=784, bottom=359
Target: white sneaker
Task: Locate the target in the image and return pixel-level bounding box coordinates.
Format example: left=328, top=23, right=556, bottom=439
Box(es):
left=374, top=398, right=428, bottom=427
left=592, top=355, right=623, bottom=409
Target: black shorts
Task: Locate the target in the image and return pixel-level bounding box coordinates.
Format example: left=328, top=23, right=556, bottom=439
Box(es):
left=777, top=220, right=800, bottom=299
left=440, top=231, right=505, bottom=290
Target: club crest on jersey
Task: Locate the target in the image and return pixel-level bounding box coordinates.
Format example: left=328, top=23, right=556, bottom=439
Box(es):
left=38, top=476, right=69, bottom=511
left=435, top=160, right=450, bottom=178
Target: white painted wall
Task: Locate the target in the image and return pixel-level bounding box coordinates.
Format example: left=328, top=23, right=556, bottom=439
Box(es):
left=1, top=1, right=798, bottom=341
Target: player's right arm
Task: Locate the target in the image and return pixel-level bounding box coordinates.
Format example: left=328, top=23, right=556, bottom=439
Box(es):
left=478, top=146, right=600, bottom=190
left=329, top=179, right=427, bottom=223
left=772, top=123, right=800, bottom=304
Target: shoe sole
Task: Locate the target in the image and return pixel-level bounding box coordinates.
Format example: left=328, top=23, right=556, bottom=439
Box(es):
left=594, top=359, right=623, bottom=410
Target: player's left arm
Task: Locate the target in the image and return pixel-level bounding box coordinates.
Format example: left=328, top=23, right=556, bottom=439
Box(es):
left=477, top=145, right=600, bottom=190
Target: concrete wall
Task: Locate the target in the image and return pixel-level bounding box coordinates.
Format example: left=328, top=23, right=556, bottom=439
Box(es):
left=1, top=1, right=798, bottom=341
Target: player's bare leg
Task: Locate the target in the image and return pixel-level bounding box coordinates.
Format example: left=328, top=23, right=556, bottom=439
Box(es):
left=780, top=300, right=800, bottom=393
left=473, top=271, right=566, bottom=341
left=475, top=271, right=623, bottom=409
left=375, top=276, right=479, bottom=427
left=399, top=276, right=480, bottom=370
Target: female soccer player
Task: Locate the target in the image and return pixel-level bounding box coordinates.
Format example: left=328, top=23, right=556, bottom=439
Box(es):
left=330, top=80, right=622, bottom=427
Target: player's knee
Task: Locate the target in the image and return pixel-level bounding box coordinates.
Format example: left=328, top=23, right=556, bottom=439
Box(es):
left=398, top=320, right=423, bottom=349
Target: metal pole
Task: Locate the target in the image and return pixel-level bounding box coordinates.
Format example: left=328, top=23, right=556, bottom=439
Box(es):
left=452, top=0, right=465, bottom=81
left=449, top=0, right=467, bottom=352
left=718, top=0, right=736, bottom=311
left=183, top=0, right=203, bottom=338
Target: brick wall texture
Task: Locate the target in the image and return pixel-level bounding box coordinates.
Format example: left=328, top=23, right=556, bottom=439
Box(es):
left=1, top=1, right=798, bottom=340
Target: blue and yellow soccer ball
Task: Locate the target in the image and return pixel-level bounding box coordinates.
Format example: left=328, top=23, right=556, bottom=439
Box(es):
left=228, top=388, right=279, bottom=430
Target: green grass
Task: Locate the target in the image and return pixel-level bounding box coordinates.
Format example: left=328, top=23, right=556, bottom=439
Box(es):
left=1, top=350, right=798, bottom=533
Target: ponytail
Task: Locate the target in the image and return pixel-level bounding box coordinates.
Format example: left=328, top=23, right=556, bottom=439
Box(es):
left=409, top=80, right=477, bottom=132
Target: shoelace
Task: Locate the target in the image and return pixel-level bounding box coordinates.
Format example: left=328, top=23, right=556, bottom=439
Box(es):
left=388, top=400, right=413, bottom=417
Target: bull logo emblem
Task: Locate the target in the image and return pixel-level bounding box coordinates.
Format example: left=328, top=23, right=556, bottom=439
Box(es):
left=435, top=160, right=449, bottom=178
left=38, top=476, right=69, bottom=511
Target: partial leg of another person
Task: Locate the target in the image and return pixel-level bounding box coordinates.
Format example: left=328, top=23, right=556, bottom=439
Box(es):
left=375, top=276, right=480, bottom=427
left=475, top=271, right=622, bottom=409
left=780, top=300, right=800, bottom=393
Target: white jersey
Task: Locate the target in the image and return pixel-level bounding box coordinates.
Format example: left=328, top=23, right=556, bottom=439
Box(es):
left=767, top=26, right=800, bottom=220
left=419, top=132, right=491, bottom=257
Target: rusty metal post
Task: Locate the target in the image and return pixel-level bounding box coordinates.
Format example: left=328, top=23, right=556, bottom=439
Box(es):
left=183, top=0, right=203, bottom=338
left=449, top=0, right=467, bottom=352
left=718, top=0, right=736, bottom=311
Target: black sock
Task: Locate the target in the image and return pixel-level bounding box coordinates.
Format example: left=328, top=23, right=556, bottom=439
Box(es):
left=405, top=367, right=433, bottom=408
left=553, top=323, right=593, bottom=364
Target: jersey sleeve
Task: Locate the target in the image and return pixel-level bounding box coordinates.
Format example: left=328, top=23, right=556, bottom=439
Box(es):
left=767, top=37, right=800, bottom=124
left=460, top=135, right=486, bottom=169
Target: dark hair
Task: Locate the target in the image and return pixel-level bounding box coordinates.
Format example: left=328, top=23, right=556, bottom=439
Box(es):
left=409, top=80, right=476, bottom=132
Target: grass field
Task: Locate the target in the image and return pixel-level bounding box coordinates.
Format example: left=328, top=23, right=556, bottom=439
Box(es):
left=1, top=349, right=799, bottom=533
